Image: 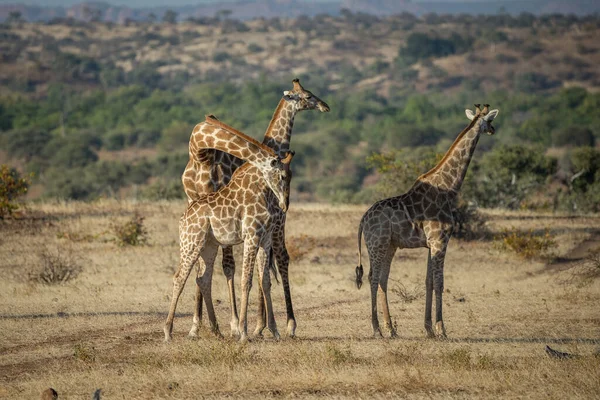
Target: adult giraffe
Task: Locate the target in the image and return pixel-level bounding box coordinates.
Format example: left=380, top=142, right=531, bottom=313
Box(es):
left=355, top=104, right=499, bottom=338
left=165, top=115, right=294, bottom=342
left=182, top=79, right=329, bottom=338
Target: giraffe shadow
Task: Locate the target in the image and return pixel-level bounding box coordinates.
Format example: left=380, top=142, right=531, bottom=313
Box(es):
left=0, top=311, right=187, bottom=320
left=293, top=335, right=600, bottom=345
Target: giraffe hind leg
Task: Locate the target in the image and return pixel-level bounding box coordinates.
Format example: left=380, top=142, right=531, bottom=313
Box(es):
left=378, top=246, right=397, bottom=338
left=222, top=246, right=240, bottom=337
left=273, top=236, right=296, bottom=337
left=164, top=222, right=206, bottom=342
left=196, top=241, right=222, bottom=338
left=188, top=279, right=203, bottom=339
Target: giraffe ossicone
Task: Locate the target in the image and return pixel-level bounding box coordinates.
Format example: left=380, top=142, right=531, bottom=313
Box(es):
left=355, top=103, right=499, bottom=339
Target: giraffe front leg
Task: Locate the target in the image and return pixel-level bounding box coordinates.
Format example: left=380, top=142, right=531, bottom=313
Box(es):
left=222, top=246, right=240, bottom=338
left=430, top=246, right=448, bottom=339
left=238, top=239, right=259, bottom=343
left=424, top=250, right=435, bottom=338
left=252, top=247, right=267, bottom=338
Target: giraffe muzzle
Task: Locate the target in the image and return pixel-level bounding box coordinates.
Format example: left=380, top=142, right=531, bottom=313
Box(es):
left=318, top=102, right=331, bottom=113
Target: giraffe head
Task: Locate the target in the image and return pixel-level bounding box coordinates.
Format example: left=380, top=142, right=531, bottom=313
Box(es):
left=263, top=151, right=295, bottom=212
left=282, top=78, right=330, bottom=113
left=465, top=104, right=499, bottom=136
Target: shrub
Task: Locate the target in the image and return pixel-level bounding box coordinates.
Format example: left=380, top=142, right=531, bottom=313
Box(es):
left=140, top=180, right=185, bottom=200
left=112, top=214, right=148, bottom=246
left=495, top=228, right=557, bottom=260
left=212, top=52, right=231, bottom=63
left=552, top=126, right=595, bottom=147
left=286, top=234, right=316, bottom=262
left=514, top=72, right=559, bottom=92
left=0, top=165, right=31, bottom=218
left=391, top=282, right=424, bottom=303
left=28, top=248, right=82, bottom=284
left=247, top=43, right=264, bottom=53
left=452, top=201, right=489, bottom=240
left=462, top=145, right=557, bottom=209
left=443, top=348, right=471, bottom=370
left=73, top=343, right=97, bottom=363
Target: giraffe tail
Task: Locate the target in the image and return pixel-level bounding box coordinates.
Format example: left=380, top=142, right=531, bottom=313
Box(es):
left=355, top=215, right=365, bottom=290
left=269, top=247, right=280, bottom=284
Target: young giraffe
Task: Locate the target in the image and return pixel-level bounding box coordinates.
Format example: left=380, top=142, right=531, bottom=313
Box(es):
left=164, top=115, right=294, bottom=342
left=355, top=104, right=499, bottom=338
left=182, top=79, right=330, bottom=338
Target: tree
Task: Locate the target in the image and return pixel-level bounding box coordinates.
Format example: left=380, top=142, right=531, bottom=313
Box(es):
left=216, top=9, right=233, bottom=21
left=162, top=10, right=178, bottom=24
left=7, top=11, right=24, bottom=27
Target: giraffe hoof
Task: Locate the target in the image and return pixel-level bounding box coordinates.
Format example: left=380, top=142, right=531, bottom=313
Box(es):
left=253, top=327, right=265, bottom=338
left=287, top=319, right=297, bottom=338
left=435, top=321, right=447, bottom=338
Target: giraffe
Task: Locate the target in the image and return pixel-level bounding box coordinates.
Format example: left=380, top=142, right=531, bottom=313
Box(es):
left=355, top=104, right=499, bottom=338
left=182, top=79, right=330, bottom=338
left=164, top=115, right=294, bottom=342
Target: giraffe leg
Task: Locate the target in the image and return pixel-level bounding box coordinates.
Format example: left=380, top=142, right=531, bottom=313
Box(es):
left=367, top=245, right=385, bottom=338
left=430, top=244, right=449, bottom=339
left=379, top=247, right=397, bottom=338
left=253, top=251, right=267, bottom=338
left=239, top=239, right=259, bottom=343
left=188, top=275, right=203, bottom=339
left=196, top=241, right=222, bottom=338
left=257, top=246, right=279, bottom=340
left=424, top=250, right=435, bottom=338
left=221, top=246, right=240, bottom=337
left=164, top=217, right=206, bottom=342
left=273, top=225, right=296, bottom=337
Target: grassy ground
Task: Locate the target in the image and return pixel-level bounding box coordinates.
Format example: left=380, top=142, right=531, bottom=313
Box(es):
left=1, top=201, right=599, bottom=399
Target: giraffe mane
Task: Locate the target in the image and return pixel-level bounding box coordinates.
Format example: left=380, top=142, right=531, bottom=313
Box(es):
left=264, top=98, right=288, bottom=140
left=205, top=115, right=277, bottom=157
left=417, top=114, right=481, bottom=181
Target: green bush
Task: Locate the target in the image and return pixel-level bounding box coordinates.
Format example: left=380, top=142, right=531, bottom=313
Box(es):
left=552, top=126, right=595, bottom=147
left=112, top=214, right=148, bottom=246
left=463, top=145, right=557, bottom=209
left=0, top=165, right=30, bottom=217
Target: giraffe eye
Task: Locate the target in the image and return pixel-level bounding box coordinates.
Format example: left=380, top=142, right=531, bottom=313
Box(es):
left=270, top=159, right=278, bottom=168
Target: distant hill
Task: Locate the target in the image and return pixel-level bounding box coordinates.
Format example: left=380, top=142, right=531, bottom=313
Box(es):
left=1, top=0, right=600, bottom=23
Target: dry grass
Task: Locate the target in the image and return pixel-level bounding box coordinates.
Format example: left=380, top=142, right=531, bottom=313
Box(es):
left=0, top=201, right=599, bottom=399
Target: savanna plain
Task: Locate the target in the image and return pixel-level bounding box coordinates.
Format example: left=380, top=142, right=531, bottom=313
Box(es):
left=0, top=201, right=599, bottom=399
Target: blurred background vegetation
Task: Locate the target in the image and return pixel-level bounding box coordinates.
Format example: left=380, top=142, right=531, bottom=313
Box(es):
left=0, top=10, right=599, bottom=212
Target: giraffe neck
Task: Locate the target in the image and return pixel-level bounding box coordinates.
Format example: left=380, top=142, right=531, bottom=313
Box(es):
left=418, top=118, right=481, bottom=194
left=262, top=99, right=297, bottom=157
left=191, top=117, right=277, bottom=174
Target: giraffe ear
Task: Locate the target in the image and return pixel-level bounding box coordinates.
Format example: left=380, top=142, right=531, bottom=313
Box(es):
left=283, top=91, right=290, bottom=96
left=484, top=109, right=499, bottom=122
left=465, top=109, right=476, bottom=121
